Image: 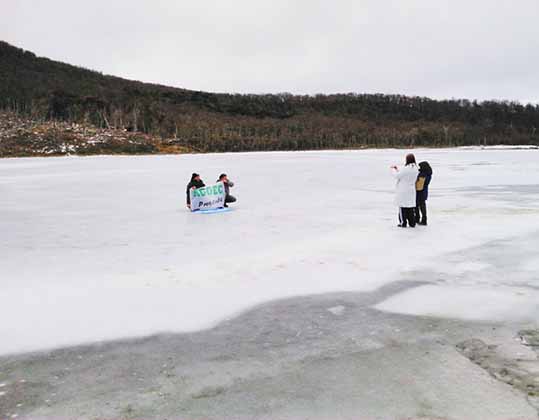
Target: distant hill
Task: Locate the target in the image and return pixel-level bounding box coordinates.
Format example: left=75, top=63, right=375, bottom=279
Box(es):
left=1, top=40, right=538, bottom=155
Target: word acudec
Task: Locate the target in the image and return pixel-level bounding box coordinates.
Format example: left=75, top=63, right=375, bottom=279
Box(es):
left=192, top=184, right=224, bottom=198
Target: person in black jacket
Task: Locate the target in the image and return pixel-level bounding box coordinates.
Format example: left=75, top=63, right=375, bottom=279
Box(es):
left=186, top=173, right=205, bottom=209
left=415, top=161, right=433, bottom=225
left=217, top=173, right=236, bottom=207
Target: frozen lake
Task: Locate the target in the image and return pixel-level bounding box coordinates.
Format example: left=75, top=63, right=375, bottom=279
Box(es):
left=1, top=148, right=539, bottom=355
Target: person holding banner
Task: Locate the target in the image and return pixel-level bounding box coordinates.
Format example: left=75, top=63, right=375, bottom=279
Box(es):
left=186, top=173, right=205, bottom=209
left=217, top=173, right=236, bottom=207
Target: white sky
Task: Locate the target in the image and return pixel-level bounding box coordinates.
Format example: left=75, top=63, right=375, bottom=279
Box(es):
left=2, top=0, right=538, bottom=102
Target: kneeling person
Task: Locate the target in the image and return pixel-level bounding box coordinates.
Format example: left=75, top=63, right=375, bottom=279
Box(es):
left=218, top=173, right=236, bottom=207
left=186, top=173, right=205, bottom=209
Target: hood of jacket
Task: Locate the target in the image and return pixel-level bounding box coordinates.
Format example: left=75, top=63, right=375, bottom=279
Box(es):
left=418, top=161, right=433, bottom=176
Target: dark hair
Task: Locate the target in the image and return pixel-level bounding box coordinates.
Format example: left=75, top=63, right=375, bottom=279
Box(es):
left=191, top=173, right=200, bottom=181
left=405, top=154, right=416, bottom=166
left=419, top=161, right=433, bottom=175
left=218, top=173, right=227, bottom=180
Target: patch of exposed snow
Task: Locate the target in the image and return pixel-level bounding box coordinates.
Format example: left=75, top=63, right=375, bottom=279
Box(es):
left=327, top=305, right=346, bottom=316
left=375, top=285, right=539, bottom=322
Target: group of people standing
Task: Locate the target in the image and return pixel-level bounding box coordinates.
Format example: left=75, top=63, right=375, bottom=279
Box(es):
left=186, top=173, right=237, bottom=209
left=391, top=153, right=433, bottom=228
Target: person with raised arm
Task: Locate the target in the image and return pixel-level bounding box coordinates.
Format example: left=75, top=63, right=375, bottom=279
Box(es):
left=217, top=173, right=236, bottom=208
left=391, top=154, right=419, bottom=228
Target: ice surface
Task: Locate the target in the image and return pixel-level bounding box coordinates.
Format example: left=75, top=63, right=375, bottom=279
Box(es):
left=1, top=149, right=539, bottom=355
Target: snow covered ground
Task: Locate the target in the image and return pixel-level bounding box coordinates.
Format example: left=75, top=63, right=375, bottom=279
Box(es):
left=1, top=148, right=539, bottom=355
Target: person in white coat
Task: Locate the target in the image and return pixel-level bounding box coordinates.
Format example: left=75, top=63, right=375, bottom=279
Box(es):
left=391, top=153, right=419, bottom=228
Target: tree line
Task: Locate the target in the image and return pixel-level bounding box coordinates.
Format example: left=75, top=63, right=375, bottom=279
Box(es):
left=1, top=40, right=538, bottom=153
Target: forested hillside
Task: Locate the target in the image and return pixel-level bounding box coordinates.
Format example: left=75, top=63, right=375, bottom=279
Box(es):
left=1, top=40, right=538, bottom=155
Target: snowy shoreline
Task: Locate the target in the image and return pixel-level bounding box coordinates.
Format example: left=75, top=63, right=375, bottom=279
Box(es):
left=0, top=144, right=537, bottom=161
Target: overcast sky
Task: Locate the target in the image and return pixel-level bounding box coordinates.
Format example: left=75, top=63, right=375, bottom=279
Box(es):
left=2, top=0, right=538, bottom=102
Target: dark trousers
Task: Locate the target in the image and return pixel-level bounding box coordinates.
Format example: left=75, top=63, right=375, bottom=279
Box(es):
left=416, top=200, right=427, bottom=224
left=399, top=207, right=416, bottom=227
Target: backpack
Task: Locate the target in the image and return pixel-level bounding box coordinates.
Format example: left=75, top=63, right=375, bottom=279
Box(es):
left=416, top=176, right=426, bottom=191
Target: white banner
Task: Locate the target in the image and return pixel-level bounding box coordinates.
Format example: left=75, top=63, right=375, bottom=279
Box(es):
left=190, top=181, right=226, bottom=211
